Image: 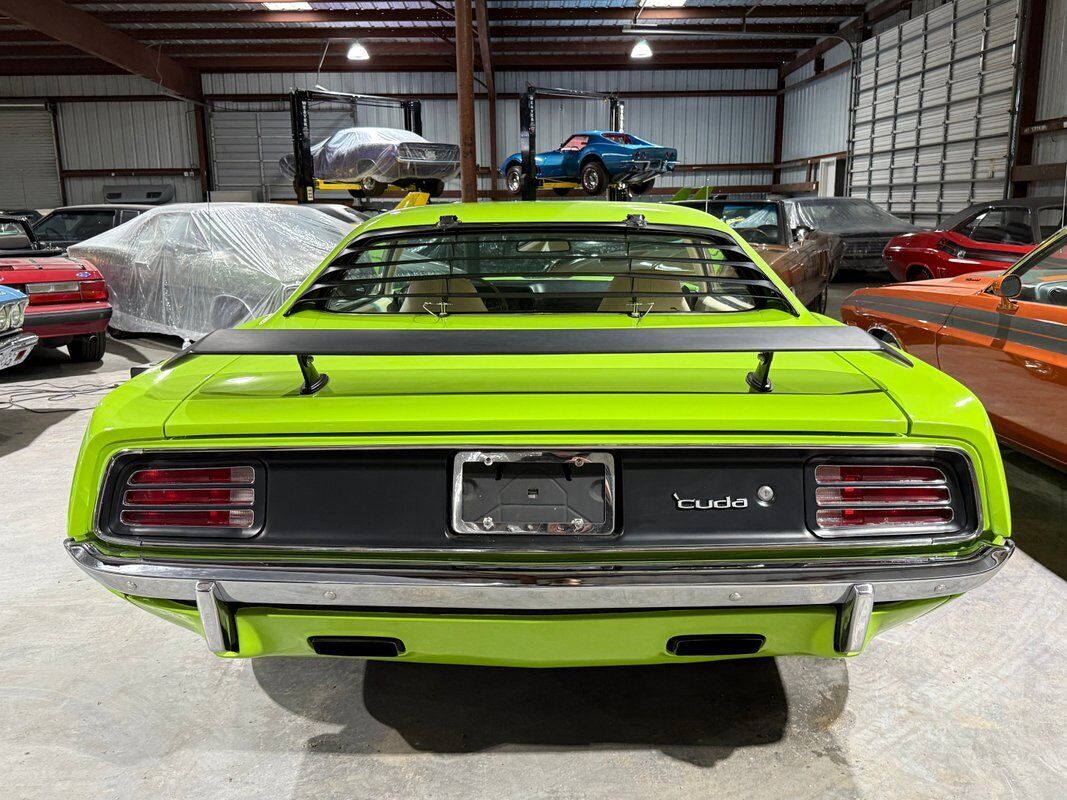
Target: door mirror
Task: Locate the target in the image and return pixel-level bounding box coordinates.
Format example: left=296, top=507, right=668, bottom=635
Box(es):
left=793, top=226, right=810, bottom=244
left=994, top=273, right=1022, bottom=299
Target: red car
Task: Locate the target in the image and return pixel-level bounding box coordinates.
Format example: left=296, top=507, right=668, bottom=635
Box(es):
left=883, top=197, right=1065, bottom=282
left=0, top=216, right=111, bottom=362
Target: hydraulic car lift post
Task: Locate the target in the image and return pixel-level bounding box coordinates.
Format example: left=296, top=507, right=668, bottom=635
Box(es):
left=288, top=88, right=423, bottom=204
left=519, top=85, right=628, bottom=202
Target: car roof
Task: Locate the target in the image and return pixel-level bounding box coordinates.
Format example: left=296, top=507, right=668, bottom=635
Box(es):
left=44, top=204, right=155, bottom=212
left=354, top=200, right=737, bottom=238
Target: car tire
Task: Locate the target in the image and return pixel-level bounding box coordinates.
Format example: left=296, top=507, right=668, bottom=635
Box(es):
left=417, top=179, right=446, bottom=198
left=67, top=331, right=106, bottom=363
left=360, top=176, right=387, bottom=198
left=580, top=160, right=609, bottom=196
left=906, top=265, right=934, bottom=282
left=505, top=165, right=524, bottom=195
left=806, top=286, right=829, bottom=315
left=628, top=179, right=655, bottom=195
left=552, top=187, right=572, bottom=197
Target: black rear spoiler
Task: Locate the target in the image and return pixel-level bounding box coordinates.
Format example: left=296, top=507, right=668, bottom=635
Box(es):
left=162, top=326, right=910, bottom=395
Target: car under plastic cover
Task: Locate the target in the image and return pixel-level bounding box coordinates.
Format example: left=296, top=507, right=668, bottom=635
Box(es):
left=68, top=203, right=351, bottom=340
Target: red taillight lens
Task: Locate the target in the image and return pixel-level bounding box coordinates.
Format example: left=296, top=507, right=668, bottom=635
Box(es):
left=124, top=488, right=254, bottom=506
left=816, top=508, right=954, bottom=528
left=120, top=509, right=255, bottom=528
left=129, top=466, right=255, bottom=485
left=120, top=464, right=258, bottom=532
left=80, top=279, right=109, bottom=301
left=814, top=465, right=945, bottom=484
left=813, top=463, right=953, bottom=534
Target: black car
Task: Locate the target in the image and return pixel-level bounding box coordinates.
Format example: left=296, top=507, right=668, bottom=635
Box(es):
left=781, top=197, right=917, bottom=273
left=32, top=204, right=152, bottom=249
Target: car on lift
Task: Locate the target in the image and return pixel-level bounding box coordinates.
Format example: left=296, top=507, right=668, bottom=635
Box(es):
left=67, top=203, right=352, bottom=341
left=882, top=197, right=1066, bottom=282
left=32, top=204, right=153, bottom=249
left=0, top=285, right=36, bottom=372
left=279, top=127, right=459, bottom=199
left=501, top=131, right=678, bottom=196
left=0, top=215, right=111, bottom=362
left=65, top=201, right=1012, bottom=667
left=843, top=226, right=1067, bottom=470
left=675, top=198, right=842, bottom=313
left=781, top=197, right=917, bottom=273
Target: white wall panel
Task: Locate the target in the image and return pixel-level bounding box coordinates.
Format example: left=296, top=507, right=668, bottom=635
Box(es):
left=781, top=68, right=852, bottom=163
left=1036, top=0, right=1067, bottom=120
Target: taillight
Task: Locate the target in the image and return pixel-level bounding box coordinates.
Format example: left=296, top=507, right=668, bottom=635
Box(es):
left=812, top=462, right=954, bottom=535
left=80, top=279, right=109, bottom=301
left=118, top=465, right=259, bottom=533
left=936, top=238, right=966, bottom=258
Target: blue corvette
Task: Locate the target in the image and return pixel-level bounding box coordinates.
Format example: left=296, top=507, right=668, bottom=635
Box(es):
left=501, top=131, right=677, bottom=196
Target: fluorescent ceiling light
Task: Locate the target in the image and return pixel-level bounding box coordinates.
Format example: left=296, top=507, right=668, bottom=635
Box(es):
left=263, top=2, right=312, bottom=10
left=346, top=41, right=370, bottom=61
left=630, top=39, right=653, bottom=58
left=641, top=0, right=688, bottom=7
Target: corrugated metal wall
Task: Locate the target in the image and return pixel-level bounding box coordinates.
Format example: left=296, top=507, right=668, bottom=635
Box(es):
left=849, top=0, right=1022, bottom=226
left=203, top=69, right=777, bottom=199
left=1032, top=0, right=1067, bottom=197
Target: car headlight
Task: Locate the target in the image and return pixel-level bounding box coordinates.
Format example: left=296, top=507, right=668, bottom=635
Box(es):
left=10, top=300, right=25, bottom=329
left=0, top=304, right=10, bottom=333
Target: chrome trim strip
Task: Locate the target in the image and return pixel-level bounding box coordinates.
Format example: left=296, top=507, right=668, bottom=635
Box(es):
left=837, top=583, right=875, bottom=654
left=68, top=538, right=1013, bottom=613
left=91, top=444, right=986, bottom=554
left=194, top=581, right=232, bottom=655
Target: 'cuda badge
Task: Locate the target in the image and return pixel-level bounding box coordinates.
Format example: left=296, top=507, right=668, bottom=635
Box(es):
left=672, top=493, right=749, bottom=510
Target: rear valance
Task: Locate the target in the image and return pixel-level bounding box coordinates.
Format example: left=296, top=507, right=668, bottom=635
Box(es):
left=162, top=325, right=909, bottom=396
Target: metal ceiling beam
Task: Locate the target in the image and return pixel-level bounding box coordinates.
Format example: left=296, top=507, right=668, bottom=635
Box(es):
left=0, top=0, right=201, bottom=99
left=0, top=23, right=839, bottom=43
left=87, top=7, right=866, bottom=24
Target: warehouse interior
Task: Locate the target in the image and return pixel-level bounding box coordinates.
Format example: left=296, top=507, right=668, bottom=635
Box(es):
left=0, top=1, right=1065, bottom=798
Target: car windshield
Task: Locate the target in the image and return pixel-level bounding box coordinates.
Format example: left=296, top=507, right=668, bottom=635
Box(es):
left=682, top=202, right=783, bottom=245
left=792, top=199, right=904, bottom=230
left=292, top=229, right=791, bottom=316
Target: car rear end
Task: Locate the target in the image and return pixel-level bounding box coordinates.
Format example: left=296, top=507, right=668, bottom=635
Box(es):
left=612, top=145, right=677, bottom=182
left=64, top=203, right=1011, bottom=666
left=395, top=141, right=461, bottom=179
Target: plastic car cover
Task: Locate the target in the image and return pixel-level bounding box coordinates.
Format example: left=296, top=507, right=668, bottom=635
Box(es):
left=278, top=127, right=460, bottom=183
left=68, top=203, right=352, bottom=341
left=784, top=198, right=916, bottom=235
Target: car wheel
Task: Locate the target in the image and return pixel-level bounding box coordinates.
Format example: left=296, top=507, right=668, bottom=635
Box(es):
left=211, top=296, right=250, bottom=330
left=628, top=179, right=655, bottom=196
left=806, top=286, right=829, bottom=315
left=552, top=187, right=572, bottom=197
left=906, top=265, right=934, bottom=282
left=360, top=176, right=387, bottom=198
left=505, top=165, right=524, bottom=195
left=580, top=161, right=609, bottom=196
left=67, top=331, right=106, bottom=363
left=416, top=179, right=446, bottom=198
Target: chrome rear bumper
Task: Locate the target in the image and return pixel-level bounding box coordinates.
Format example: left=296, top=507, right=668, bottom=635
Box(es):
left=66, top=538, right=1012, bottom=657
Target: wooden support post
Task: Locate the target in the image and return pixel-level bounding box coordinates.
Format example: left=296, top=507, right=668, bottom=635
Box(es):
left=454, top=0, right=478, bottom=202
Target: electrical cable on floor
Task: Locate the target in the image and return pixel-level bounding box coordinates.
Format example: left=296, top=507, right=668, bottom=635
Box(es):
left=0, top=379, right=123, bottom=413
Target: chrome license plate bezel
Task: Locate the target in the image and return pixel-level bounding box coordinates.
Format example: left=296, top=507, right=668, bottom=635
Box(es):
left=451, top=450, right=616, bottom=536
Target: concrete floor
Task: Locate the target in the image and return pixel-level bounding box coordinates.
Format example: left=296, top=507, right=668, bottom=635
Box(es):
left=1, top=282, right=1065, bottom=799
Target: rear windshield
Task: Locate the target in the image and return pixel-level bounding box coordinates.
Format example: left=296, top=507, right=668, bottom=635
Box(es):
left=290, top=229, right=791, bottom=316
left=681, top=202, right=783, bottom=245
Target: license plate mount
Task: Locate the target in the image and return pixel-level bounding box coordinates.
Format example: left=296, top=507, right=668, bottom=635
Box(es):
left=451, top=451, right=615, bottom=536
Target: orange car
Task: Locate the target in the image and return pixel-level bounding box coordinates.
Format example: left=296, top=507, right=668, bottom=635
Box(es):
left=842, top=227, right=1067, bottom=470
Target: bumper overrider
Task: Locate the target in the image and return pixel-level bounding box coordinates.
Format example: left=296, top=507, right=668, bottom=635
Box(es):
left=66, top=538, right=1013, bottom=663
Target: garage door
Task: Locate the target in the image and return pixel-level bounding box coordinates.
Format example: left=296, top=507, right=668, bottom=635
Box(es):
left=209, top=107, right=357, bottom=201
left=849, top=0, right=1021, bottom=228
left=0, top=106, right=63, bottom=209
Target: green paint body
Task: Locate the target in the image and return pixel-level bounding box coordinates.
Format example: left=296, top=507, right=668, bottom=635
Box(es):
left=71, top=202, right=1011, bottom=664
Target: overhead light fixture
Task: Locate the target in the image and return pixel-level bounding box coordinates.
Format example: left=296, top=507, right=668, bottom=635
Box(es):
left=641, top=0, right=688, bottom=7
left=630, top=39, right=653, bottom=59
left=346, top=41, right=370, bottom=61
left=263, top=2, right=313, bottom=9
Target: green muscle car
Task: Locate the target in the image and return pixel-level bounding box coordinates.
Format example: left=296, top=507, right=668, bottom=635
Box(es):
left=65, top=201, right=1013, bottom=667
